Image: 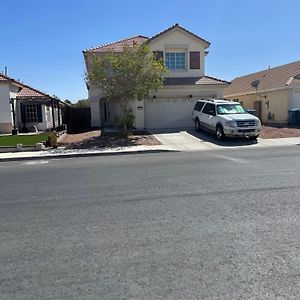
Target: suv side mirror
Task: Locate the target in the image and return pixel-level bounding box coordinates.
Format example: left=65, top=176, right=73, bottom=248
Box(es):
left=209, top=110, right=216, bottom=116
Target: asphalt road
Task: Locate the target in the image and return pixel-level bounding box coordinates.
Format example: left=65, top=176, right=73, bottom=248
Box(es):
left=1, top=146, right=300, bottom=299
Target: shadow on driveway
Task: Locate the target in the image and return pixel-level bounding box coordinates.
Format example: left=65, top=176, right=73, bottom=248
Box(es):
left=151, top=128, right=258, bottom=147
left=187, top=129, right=258, bottom=147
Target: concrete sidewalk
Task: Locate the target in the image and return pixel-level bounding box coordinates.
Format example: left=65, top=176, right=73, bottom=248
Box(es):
left=0, top=131, right=300, bottom=162
left=0, top=145, right=177, bottom=162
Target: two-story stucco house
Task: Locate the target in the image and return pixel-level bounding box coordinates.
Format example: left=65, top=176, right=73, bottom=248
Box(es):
left=0, top=73, right=64, bottom=134
left=83, top=24, right=230, bottom=129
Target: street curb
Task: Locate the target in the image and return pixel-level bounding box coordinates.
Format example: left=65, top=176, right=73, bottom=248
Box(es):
left=0, top=149, right=180, bottom=163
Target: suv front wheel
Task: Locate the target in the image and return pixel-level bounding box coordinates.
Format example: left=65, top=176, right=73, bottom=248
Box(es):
left=248, top=135, right=259, bottom=141
left=216, top=125, right=225, bottom=140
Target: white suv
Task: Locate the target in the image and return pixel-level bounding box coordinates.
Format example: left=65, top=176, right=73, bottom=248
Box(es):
left=192, top=99, right=261, bottom=140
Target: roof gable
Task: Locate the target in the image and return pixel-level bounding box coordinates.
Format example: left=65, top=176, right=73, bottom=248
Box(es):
left=146, top=24, right=210, bottom=48
left=225, top=61, right=300, bottom=96
left=83, top=24, right=211, bottom=54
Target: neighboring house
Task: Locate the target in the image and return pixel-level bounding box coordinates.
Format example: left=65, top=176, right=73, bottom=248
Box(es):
left=83, top=24, right=230, bottom=129
left=224, top=61, right=300, bottom=124
left=0, top=73, right=64, bottom=134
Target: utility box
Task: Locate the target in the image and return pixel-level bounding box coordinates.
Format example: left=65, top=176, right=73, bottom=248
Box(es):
left=288, top=109, right=300, bottom=126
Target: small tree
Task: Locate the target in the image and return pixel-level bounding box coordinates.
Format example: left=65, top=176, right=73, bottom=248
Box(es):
left=74, top=99, right=90, bottom=108
left=64, top=99, right=72, bottom=105
left=86, top=44, right=166, bottom=135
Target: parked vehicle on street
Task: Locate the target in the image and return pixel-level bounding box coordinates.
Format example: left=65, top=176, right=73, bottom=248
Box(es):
left=192, top=99, right=261, bottom=140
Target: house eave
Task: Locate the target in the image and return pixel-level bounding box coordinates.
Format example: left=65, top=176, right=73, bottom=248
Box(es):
left=225, top=85, right=295, bottom=98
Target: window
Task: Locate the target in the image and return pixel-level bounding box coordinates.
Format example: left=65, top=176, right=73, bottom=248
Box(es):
left=23, top=104, right=43, bottom=123
left=165, top=52, right=186, bottom=70
left=194, top=101, right=205, bottom=112
left=25, top=104, right=38, bottom=123
left=202, top=103, right=216, bottom=115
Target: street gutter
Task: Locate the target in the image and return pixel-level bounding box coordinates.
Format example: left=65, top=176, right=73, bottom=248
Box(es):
left=0, top=149, right=179, bottom=163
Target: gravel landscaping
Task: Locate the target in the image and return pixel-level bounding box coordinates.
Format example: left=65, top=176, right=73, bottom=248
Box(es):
left=59, top=130, right=161, bottom=149
left=260, top=125, right=300, bottom=139
left=57, top=126, right=300, bottom=150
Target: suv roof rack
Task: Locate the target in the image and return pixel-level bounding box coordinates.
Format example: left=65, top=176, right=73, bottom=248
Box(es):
left=197, top=98, right=238, bottom=103
left=198, top=98, right=216, bottom=102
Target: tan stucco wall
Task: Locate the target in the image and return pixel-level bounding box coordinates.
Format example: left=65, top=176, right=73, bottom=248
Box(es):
left=155, top=85, right=224, bottom=99
left=227, top=89, right=290, bottom=124
left=148, top=28, right=207, bottom=78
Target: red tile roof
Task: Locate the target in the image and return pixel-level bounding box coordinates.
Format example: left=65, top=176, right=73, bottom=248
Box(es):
left=163, top=76, right=230, bottom=86
left=0, top=73, right=60, bottom=101
left=196, top=76, right=230, bottom=85
left=83, top=36, right=149, bottom=53
left=224, top=61, right=300, bottom=97
left=17, top=86, right=47, bottom=98
left=83, top=24, right=211, bottom=53
left=0, top=75, right=8, bottom=81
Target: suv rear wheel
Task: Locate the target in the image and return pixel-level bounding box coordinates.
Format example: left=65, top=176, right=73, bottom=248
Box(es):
left=216, top=125, right=225, bottom=140
left=195, top=119, right=200, bottom=132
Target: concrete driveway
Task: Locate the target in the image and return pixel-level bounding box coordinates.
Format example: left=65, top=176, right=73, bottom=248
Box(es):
left=152, top=128, right=300, bottom=151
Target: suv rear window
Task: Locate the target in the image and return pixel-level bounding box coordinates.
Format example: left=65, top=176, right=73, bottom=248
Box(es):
left=194, top=101, right=205, bottom=112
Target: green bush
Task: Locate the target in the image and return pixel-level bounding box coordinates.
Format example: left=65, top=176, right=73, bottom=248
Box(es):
left=115, top=112, right=135, bottom=129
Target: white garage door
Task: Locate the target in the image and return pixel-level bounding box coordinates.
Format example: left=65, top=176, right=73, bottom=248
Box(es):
left=145, top=98, right=196, bottom=129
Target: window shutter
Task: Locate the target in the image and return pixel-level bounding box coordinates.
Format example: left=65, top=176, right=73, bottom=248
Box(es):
left=37, top=104, right=43, bottom=123
left=190, top=51, right=200, bottom=69
left=20, top=103, right=27, bottom=123
left=153, top=51, right=164, bottom=61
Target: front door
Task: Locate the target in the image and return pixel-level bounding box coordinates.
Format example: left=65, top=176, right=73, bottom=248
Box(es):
left=100, top=99, right=111, bottom=126
left=253, top=101, right=262, bottom=120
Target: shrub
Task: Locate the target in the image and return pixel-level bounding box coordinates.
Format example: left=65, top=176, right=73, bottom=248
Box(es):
left=115, top=112, right=135, bottom=130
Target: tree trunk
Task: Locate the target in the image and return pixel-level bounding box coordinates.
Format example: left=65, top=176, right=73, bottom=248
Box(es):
left=123, top=118, right=128, bottom=136
left=120, top=99, right=129, bottom=137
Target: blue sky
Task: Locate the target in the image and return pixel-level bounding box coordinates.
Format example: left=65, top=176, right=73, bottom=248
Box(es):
left=1, top=0, right=299, bottom=102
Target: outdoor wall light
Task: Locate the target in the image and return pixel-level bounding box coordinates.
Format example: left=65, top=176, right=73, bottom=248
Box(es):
left=265, top=100, right=270, bottom=109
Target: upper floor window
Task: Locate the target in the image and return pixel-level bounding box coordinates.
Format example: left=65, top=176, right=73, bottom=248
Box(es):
left=165, top=51, right=186, bottom=70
